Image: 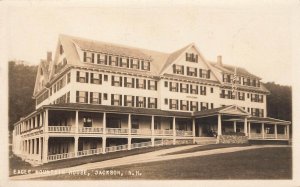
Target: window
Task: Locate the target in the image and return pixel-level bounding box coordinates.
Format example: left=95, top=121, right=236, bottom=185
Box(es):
left=200, top=86, right=206, bottom=95
left=180, top=83, right=189, bottom=93
left=90, top=92, right=101, bottom=104
left=180, top=100, right=189, bottom=111
left=211, top=103, right=214, bottom=109
left=124, top=77, right=135, bottom=88
left=124, top=95, right=134, bottom=107
left=120, top=57, right=129, bottom=68
left=111, top=94, right=122, bottom=106
left=136, top=79, right=146, bottom=89
left=132, top=119, right=139, bottom=129
left=104, top=75, right=108, bottom=81
left=199, top=69, right=210, bottom=79
left=169, top=99, right=178, bottom=110
left=148, top=97, right=157, bottom=108
left=60, top=45, right=64, bottom=55
left=97, top=54, right=106, bottom=64
left=210, top=87, right=213, bottom=93
left=223, top=74, right=232, bottom=83
left=90, top=73, right=102, bottom=84
left=251, top=94, right=264, bottom=103
left=109, top=56, right=119, bottom=66
left=186, top=53, right=198, bottom=62
left=136, top=96, right=146, bottom=108
left=238, top=92, right=245, bottom=101
left=76, top=71, right=89, bottom=83
left=111, top=76, right=122, bottom=87
left=164, top=81, right=168, bottom=87
left=141, top=60, right=150, bottom=71
left=173, top=64, right=184, bottom=75
left=251, top=108, right=264, bottom=117
left=190, top=84, right=198, bottom=94
left=220, top=89, right=233, bottom=99
left=148, top=80, right=157, bottom=90
left=83, top=117, right=92, bottom=127
left=187, top=67, right=197, bottom=77
left=169, top=82, right=179, bottom=92
left=200, top=102, right=209, bottom=110
left=164, top=98, right=168, bottom=105
left=131, top=59, right=139, bottom=69
left=83, top=52, right=94, bottom=63
left=67, top=72, right=71, bottom=83
left=76, top=91, right=88, bottom=103
left=190, top=101, right=198, bottom=111
left=103, top=93, right=108, bottom=100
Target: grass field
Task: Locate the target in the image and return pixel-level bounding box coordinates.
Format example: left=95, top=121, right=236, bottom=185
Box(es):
left=39, top=146, right=292, bottom=180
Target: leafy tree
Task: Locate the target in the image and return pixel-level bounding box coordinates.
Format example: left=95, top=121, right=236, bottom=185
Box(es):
left=8, top=61, right=37, bottom=131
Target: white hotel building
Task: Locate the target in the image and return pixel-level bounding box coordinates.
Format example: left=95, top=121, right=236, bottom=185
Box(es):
left=12, top=35, right=291, bottom=165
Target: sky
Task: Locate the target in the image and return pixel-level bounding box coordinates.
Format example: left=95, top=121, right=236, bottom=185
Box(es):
left=3, top=0, right=299, bottom=85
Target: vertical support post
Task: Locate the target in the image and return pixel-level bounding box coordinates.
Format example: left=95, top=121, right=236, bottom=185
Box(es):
left=35, top=116, right=38, bottom=128
left=128, top=114, right=132, bottom=150
left=44, top=109, right=48, bottom=133
left=172, top=117, right=176, bottom=145
left=128, top=137, right=132, bottom=150
left=233, top=121, right=237, bottom=133
left=151, top=137, right=155, bottom=147
left=103, top=112, right=106, bottom=135
left=287, top=125, right=290, bottom=139
left=151, top=115, right=155, bottom=136
left=75, top=110, right=79, bottom=134
left=39, top=137, right=42, bottom=162
left=274, top=124, right=277, bottom=139
left=248, top=122, right=251, bottom=139
left=262, top=123, right=265, bottom=139
left=217, top=114, right=222, bottom=136
left=74, top=136, right=79, bottom=157
left=39, top=113, right=42, bottom=127
left=244, top=117, right=248, bottom=136
left=192, top=118, right=196, bottom=144
left=42, top=136, right=48, bottom=163
left=102, top=137, right=106, bottom=154
left=29, top=139, right=32, bottom=155
left=34, top=138, right=37, bottom=154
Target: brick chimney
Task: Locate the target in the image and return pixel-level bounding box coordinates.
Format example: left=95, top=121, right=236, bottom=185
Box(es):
left=217, top=55, right=222, bottom=66
left=47, top=52, right=52, bottom=62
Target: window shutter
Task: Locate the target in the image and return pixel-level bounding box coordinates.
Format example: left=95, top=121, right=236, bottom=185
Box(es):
left=116, top=57, right=119, bottom=66
left=186, top=84, right=189, bottom=93
left=180, top=83, right=182, bottom=92
left=86, top=72, right=89, bottom=83
left=130, top=59, right=133, bottom=68
left=141, top=61, right=144, bottom=70
left=187, top=101, right=189, bottom=111
left=104, top=55, right=107, bottom=65
left=132, top=78, right=135, bottom=88
left=111, top=94, right=114, bottom=105
left=120, top=77, right=123, bottom=87
left=207, top=70, right=211, bottom=79
left=76, top=91, right=79, bottom=102
left=187, top=67, right=190, bottom=74
left=169, top=99, right=171, bottom=109
left=136, top=97, right=139, bottom=107
left=119, top=95, right=122, bottom=106
left=143, top=79, right=146, bottom=89
left=83, top=52, right=87, bottom=62
left=155, top=81, right=157, bottom=90
left=186, top=53, right=188, bottom=61
left=124, top=77, right=127, bottom=87
left=182, top=66, right=184, bottom=74
left=112, top=76, right=114, bottom=85
left=90, top=73, right=94, bottom=83
left=169, top=82, right=172, bottom=91
left=199, top=69, right=202, bottom=78
left=148, top=97, right=150, bottom=108
left=136, top=78, right=139, bottom=88
left=154, top=98, right=157, bottom=108
left=137, top=61, right=140, bottom=69
left=196, top=55, right=198, bottom=62
left=90, top=92, right=93, bottom=103
left=99, top=93, right=102, bottom=104
left=91, top=53, right=95, bottom=63
left=148, top=80, right=150, bottom=90
left=76, top=71, right=80, bottom=82
left=180, top=100, right=182, bottom=110
left=108, top=56, right=112, bottom=65
left=127, top=58, right=129, bottom=68
left=173, top=64, right=176, bottom=73
left=143, top=97, right=146, bottom=107
left=85, top=92, right=88, bottom=103
left=195, top=69, right=198, bottom=76
left=176, top=100, right=179, bottom=110
left=100, top=74, right=102, bottom=84
left=147, top=62, right=150, bottom=71
left=176, top=83, right=179, bottom=92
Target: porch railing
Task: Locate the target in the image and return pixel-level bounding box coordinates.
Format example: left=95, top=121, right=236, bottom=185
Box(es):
left=79, top=127, right=103, bottom=134
left=176, top=130, right=193, bottom=137
left=47, top=152, right=75, bottom=161
left=265, top=133, right=276, bottom=139
left=77, top=148, right=103, bottom=157
left=106, top=128, right=129, bottom=135
left=48, top=126, right=73, bottom=133
left=131, top=129, right=152, bottom=135
left=277, top=134, right=288, bottom=139
left=131, top=141, right=152, bottom=149
left=154, top=129, right=173, bottom=136
left=105, top=144, right=128, bottom=153
left=250, top=133, right=263, bottom=139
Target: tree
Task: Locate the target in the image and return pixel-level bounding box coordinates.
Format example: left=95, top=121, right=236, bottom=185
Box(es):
left=8, top=61, right=38, bottom=131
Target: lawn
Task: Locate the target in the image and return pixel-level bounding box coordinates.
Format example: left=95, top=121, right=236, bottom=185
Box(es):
left=9, top=144, right=183, bottom=176
left=39, top=147, right=292, bottom=180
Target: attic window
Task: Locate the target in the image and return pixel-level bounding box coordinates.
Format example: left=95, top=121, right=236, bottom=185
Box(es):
left=186, top=53, right=198, bottom=63
left=60, top=45, right=64, bottom=55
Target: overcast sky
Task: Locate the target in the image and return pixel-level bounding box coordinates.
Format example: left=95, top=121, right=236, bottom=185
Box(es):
left=4, top=0, right=299, bottom=85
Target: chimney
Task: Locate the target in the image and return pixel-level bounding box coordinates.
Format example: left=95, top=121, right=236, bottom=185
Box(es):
left=217, top=55, right=222, bottom=66
left=47, top=52, right=52, bottom=62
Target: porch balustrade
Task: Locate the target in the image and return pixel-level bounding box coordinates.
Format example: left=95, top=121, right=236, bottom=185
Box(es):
left=105, top=128, right=129, bottom=135
left=176, top=130, right=193, bottom=137
left=131, top=141, right=152, bottom=149
left=48, top=126, right=73, bottom=133
left=250, top=133, right=263, bottom=139
left=79, top=127, right=103, bottom=134
left=47, top=152, right=75, bottom=161
left=264, top=133, right=276, bottom=139
left=131, top=128, right=152, bottom=135
left=105, top=144, right=128, bottom=153
left=277, top=134, right=288, bottom=139
left=153, top=129, right=173, bottom=136
left=77, top=148, right=102, bottom=157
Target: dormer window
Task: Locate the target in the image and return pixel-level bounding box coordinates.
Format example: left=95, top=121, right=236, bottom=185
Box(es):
left=141, top=60, right=150, bottom=71
left=97, top=54, right=106, bottom=65
left=131, top=59, right=139, bottom=69
left=173, top=64, right=184, bottom=75
left=186, top=53, right=198, bottom=62
left=83, top=51, right=94, bottom=63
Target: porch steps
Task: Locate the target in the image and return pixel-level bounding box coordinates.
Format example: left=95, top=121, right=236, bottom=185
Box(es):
left=195, top=137, right=217, bottom=145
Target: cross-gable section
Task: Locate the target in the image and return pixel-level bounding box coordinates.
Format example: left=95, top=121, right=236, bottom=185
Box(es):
left=160, top=44, right=221, bottom=83
left=33, top=60, right=50, bottom=97
left=219, top=105, right=249, bottom=116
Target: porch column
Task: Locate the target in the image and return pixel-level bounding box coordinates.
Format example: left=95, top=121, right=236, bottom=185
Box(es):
left=42, top=136, right=48, bottom=163
left=262, top=123, right=265, bottom=139
left=192, top=118, right=196, bottom=144
left=103, top=112, right=106, bottom=135
left=244, top=117, right=248, bottom=136
left=172, top=117, right=176, bottom=145
left=34, top=138, right=37, bottom=154
left=287, top=125, right=290, bottom=139
left=39, top=137, right=42, bottom=161
left=233, top=121, right=237, bottom=133
left=151, top=137, right=155, bottom=147
left=128, top=114, right=132, bottom=150
left=248, top=122, right=251, bottom=139
left=44, top=109, right=49, bottom=133
left=217, top=114, right=222, bottom=136
left=274, top=124, right=278, bottom=139
left=29, top=139, right=32, bottom=155
left=74, top=136, right=79, bottom=157
left=39, top=113, right=42, bottom=127
left=151, top=115, right=155, bottom=136
left=75, top=110, right=79, bottom=133
left=102, top=137, right=106, bottom=154
left=35, top=116, right=38, bottom=128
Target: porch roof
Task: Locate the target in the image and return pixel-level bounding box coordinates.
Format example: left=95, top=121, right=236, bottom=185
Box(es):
left=193, top=105, right=249, bottom=117
left=42, top=103, right=192, bottom=117
left=248, top=116, right=291, bottom=124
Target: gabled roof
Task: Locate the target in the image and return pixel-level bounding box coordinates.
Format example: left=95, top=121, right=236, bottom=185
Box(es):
left=194, top=105, right=250, bottom=117
left=33, top=59, right=51, bottom=96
